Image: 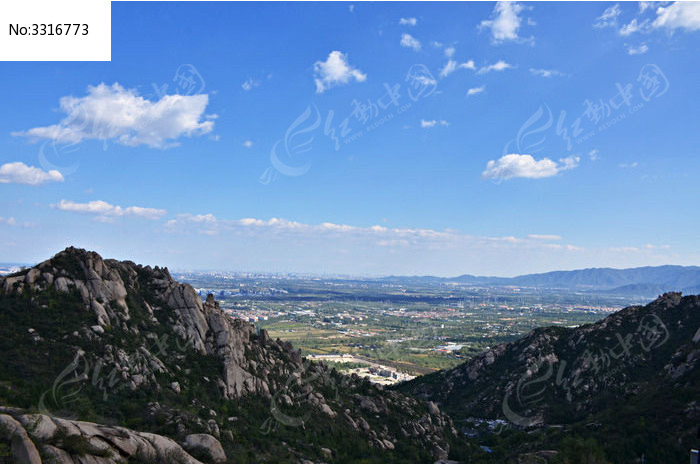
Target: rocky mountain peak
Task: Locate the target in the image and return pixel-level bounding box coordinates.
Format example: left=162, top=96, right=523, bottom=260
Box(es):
left=0, top=248, right=457, bottom=463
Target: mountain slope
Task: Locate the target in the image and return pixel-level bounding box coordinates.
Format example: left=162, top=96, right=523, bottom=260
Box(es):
left=498, top=265, right=700, bottom=290
left=384, top=265, right=700, bottom=293
left=0, top=248, right=457, bottom=463
left=397, top=292, right=700, bottom=462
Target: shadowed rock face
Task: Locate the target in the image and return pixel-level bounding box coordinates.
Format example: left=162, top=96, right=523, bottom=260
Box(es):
left=0, top=247, right=458, bottom=463
left=397, top=292, right=700, bottom=461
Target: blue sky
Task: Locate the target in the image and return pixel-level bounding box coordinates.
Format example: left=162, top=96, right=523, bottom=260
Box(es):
left=1, top=1, right=699, bottom=276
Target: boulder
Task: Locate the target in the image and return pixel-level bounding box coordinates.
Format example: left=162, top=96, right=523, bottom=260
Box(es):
left=427, top=401, right=440, bottom=416
left=19, top=414, right=58, bottom=441
left=183, top=433, right=227, bottom=463
left=40, top=445, right=74, bottom=464
left=0, top=414, right=42, bottom=464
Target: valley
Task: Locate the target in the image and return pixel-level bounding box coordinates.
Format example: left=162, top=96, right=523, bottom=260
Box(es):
left=177, top=271, right=645, bottom=380
left=0, top=249, right=697, bottom=463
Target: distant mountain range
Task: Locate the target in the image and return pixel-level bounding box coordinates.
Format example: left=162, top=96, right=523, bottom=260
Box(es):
left=386, top=265, right=700, bottom=295
left=6, top=260, right=700, bottom=297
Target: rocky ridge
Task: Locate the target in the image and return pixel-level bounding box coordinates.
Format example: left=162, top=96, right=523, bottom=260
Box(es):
left=398, top=292, right=700, bottom=461
left=0, top=248, right=457, bottom=463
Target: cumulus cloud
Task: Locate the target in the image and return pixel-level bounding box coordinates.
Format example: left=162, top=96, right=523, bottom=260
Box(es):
left=594, top=3, right=621, bottom=28
left=13, top=83, right=214, bottom=149
left=588, top=149, right=600, bottom=161
left=439, top=59, right=475, bottom=77
left=313, top=51, right=367, bottom=93
left=399, top=17, right=417, bottom=26
left=466, top=86, right=486, bottom=96
left=243, top=140, right=253, bottom=148
left=400, top=33, right=421, bottom=51
left=0, top=217, right=17, bottom=226
left=479, top=1, right=532, bottom=43
left=626, top=43, right=649, bottom=55
left=481, top=154, right=579, bottom=180
left=477, top=60, right=513, bottom=74
left=652, top=1, right=700, bottom=31
left=444, top=46, right=455, bottom=57
left=614, top=2, right=699, bottom=36
left=420, top=119, right=449, bottom=128
left=56, top=199, right=166, bottom=220
left=0, top=162, right=64, bottom=185
left=529, top=68, right=567, bottom=78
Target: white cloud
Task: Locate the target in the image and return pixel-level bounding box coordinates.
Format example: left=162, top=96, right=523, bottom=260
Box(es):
left=420, top=119, right=449, bottom=128
left=529, top=68, right=567, bottom=78
left=439, top=60, right=457, bottom=77
left=466, top=85, right=486, bottom=96
left=0, top=217, right=17, bottom=226
left=56, top=199, right=166, bottom=220
left=0, top=162, right=64, bottom=185
left=162, top=213, right=592, bottom=273
left=173, top=213, right=218, bottom=225
left=348, top=4, right=354, bottom=13
left=615, top=2, right=699, bottom=36
left=165, top=213, right=527, bottom=244
left=559, top=155, right=580, bottom=171
left=652, top=1, right=700, bottom=32
left=440, top=59, right=475, bottom=78
left=241, top=78, right=260, bottom=91
left=313, top=51, right=367, bottom=93
left=627, top=43, right=649, bottom=55
left=528, top=234, right=562, bottom=241
left=594, top=3, right=621, bottom=28
left=619, top=162, right=639, bottom=168
left=482, top=154, right=579, bottom=180
left=411, top=75, right=437, bottom=89
left=243, top=140, right=253, bottom=148
left=399, top=17, right=417, bottom=26
left=619, top=18, right=651, bottom=35
left=588, top=148, right=600, bottom=161
left=479, top=1, right=531, bottom=43
left=13, top=83, right=214, bottom=149
left=444, top=46, right=455, bottom=57
left=639, top=1, right=656, bottom=13
left=431, top=40, right=444, bottom=48
left=400, top=33, right=422, bottom=51
left=608, top=243, right=670, bottom=253
left=477, top=60, right=513, bottom=74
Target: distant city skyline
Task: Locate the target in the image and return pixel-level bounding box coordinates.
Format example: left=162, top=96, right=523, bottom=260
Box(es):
left=1, top=2, right=699, bottom=276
